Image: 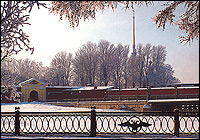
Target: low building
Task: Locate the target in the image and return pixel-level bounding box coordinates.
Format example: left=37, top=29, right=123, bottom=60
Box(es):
left=19, top=78, right=46, bottom=102
left=16, top=78, right=114, bottom=102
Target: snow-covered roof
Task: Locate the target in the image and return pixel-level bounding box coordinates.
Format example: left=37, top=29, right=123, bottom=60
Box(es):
left=46, top=86, right=81, bottom=89
left=173, top=82, right=199, bottom=85
left=151, top=87, right=176, bottom=90
left=148, top=98, right=199, bottom=103
left=19, top=78, right=46, bottom=86
left=120, top=104, right=129, bottom=109
left=110, top=86, right=199, bottom=91
left=177, top=86, right=199, bottom=89
left=72, top=86, right=114, bottom=91
left=111, top=88, right=147, bottom=91
left=143, top=104, right=151, bottom=109
left=62, top=87, right=82, bottom=91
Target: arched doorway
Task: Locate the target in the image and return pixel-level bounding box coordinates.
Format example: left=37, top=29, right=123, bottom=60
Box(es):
left=30, top=90, right=38, bottom=101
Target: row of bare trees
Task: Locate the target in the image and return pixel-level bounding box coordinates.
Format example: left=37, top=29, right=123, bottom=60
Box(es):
left=1, top=40, right=180, bottom=89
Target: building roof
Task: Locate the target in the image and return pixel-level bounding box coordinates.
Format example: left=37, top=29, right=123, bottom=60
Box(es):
left=143, top=104, right=151, bottom=109
left=72, top=86, right=114, bottom=91
left=46, top=86, right=81, bottom=89
left=148, top=98, right=199, bottom=103
left=19, top=78, right=46, bottom=86
left=173, top=82, right=199, bottom=86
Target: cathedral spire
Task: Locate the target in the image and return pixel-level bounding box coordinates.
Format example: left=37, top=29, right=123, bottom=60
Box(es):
left=132, top=9, right=136, bottom=57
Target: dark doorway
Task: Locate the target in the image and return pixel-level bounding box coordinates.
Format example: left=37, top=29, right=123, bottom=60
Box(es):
left=30, top=91, right=38, bottom=101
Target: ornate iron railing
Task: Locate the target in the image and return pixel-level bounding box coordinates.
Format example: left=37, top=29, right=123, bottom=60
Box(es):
left=1, top=108, right=91, bottom=135
left=95, top=111, right=199, bottom=136
left=1, top=107, right=199, bottom=137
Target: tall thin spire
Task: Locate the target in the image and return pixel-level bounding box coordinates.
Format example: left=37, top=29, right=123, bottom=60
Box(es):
left=132, top=9, right=136, bottom=57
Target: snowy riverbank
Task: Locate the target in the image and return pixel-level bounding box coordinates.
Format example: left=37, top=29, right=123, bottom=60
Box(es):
left=1, top=101, right=119, bottom=112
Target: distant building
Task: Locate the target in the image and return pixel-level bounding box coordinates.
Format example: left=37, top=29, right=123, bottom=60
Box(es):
left=19, top=78, right=46, bottom=102
left=15, top=78, right=114, bottom=102
left=2, top=78, right=198, bottom=103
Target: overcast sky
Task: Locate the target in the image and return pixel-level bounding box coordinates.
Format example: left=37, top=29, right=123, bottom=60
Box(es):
left=14, top=2, right=199, bottom=83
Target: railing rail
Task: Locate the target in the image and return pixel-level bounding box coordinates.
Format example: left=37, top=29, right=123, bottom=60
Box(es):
left=1, top=107, right=199, bottom=137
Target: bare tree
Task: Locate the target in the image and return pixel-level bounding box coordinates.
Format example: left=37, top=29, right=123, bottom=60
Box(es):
left=72, top=41, right=98, bottom=86
left=142, top=43, right=152, bottom=88
left=128, top=43, right=175, bottom=88
left=136, top=43, right=145, bottom=87
left=111, top=44, right=129, bottom=88
left=121, top=45, right=130, bottom=88
left=151, top=45, right=167, bottom=87
left=97, top=40, right=115, bottom=86
left=160, top=64, right=175, bottom=86
left=2, top=58, right=45, bottom=83
left=37, top=65, right=49, bottom=84
left=1, top=60, right=21, bottom=102
left=127, top=54, right=138, bottom=88
left=47, top=67, right=65, bottom=86
left=83, top=42, right=99, bottom=86
left=1, top=1, right=47, bottom=61
left=49, top=51, right=73, bottom=86
left=72, top=47, right=87, bottom=86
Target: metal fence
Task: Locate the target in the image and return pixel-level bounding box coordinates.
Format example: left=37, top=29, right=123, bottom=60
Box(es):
left=1, top=107, right=199, bottom=137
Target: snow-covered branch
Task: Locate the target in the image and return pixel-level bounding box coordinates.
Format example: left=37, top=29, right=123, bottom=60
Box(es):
left=1, top=1, right=47, bottom=61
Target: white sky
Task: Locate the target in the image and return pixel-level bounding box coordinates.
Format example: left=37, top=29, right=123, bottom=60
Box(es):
left=14, top=2, right=199, bottom=83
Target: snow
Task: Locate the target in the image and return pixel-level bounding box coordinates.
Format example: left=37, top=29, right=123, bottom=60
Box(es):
left=143, top=104, right=151, bottom=109
left=1, top=101, right=199, bottom=139
left=1, top=101, right=120, bottom=112
left=73, top=86, right=114, bottom=90
left=1, top=101, right=90, bottom=112
left=148, top=98, right=199, bottom=103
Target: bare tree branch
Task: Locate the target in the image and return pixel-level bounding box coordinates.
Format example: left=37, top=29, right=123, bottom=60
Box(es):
left=1, top=1, right=47, bottom=61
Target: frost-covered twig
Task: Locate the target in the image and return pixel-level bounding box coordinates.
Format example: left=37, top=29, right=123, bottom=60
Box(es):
left=1, top=1, right=47, bottom=61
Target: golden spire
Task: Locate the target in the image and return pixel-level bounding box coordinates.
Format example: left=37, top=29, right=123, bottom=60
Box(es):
left=132, top=9, right=136, bottom=57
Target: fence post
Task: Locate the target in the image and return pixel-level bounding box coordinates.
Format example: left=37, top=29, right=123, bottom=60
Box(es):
left=149, top=86, right=151, bottom=100
left=15, top=107, right=20, bottom=136
left=175, top=86, right=178, bottom=99
left=174, top=109, right=180, bottom=137
left=90, top=106, right=96, bottom=137
left=136, top=88, right=138, bottom=101
left=146, top=87, right=149, bottom=101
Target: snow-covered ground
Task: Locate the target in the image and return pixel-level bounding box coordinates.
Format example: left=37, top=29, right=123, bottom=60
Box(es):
left=1, top=101, right=115, bottom=112
left=1, top=101, right=199, bottom=139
